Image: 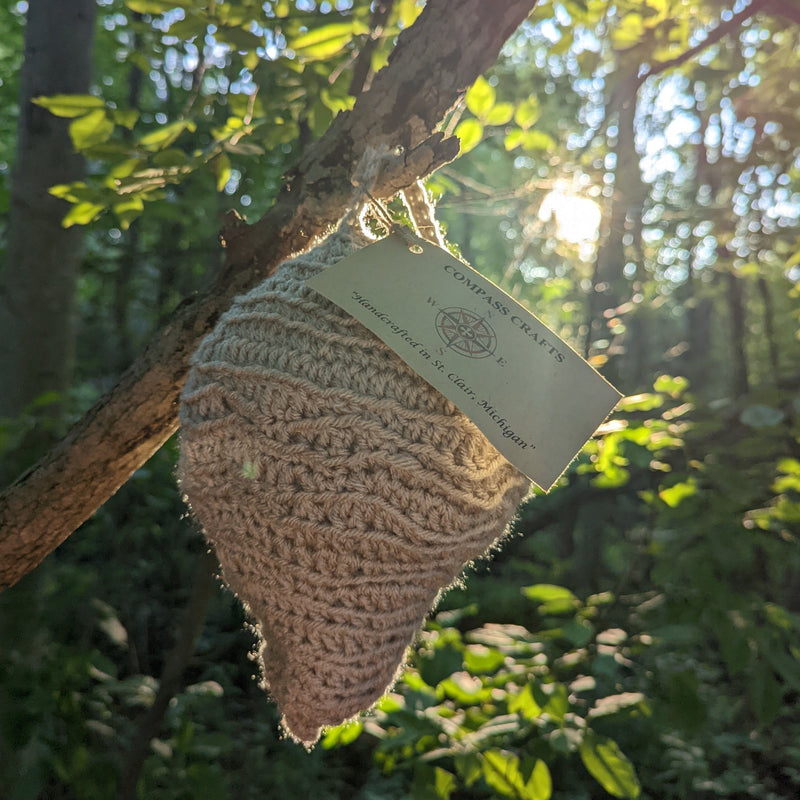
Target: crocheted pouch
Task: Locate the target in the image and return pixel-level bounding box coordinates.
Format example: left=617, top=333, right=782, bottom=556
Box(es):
left=178, top=224, right=529, bottom=743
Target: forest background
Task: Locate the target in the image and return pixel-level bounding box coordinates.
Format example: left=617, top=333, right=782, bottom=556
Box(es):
left=0, top=0, right=799, bottom=798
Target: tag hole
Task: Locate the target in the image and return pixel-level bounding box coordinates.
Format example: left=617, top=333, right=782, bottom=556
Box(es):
left=408, top=244, right=423, bottom=255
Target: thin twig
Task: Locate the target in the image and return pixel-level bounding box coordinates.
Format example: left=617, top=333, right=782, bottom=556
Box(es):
left=117, top=550, right=219, bottom=800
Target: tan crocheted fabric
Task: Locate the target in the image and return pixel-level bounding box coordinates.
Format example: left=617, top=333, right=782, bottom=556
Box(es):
left=178, top=226, right=529, bottom=743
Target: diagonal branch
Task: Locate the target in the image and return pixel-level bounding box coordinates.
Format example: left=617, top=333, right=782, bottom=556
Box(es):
left=639, top=0, right=769, bottom=84
left=348, top=0, right=395, bottom=96
left=587, top=0, right=768, bottom=150
left=0, top=0, right=538, bottom=592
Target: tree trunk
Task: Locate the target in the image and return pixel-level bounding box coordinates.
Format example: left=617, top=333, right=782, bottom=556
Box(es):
left=584, top=50, right=645, bottom=383
left=726, top=270, right=750, bottom=397
left=0, top=0, right=96, bottom=420
left=0, top=0, right=538, bottom=592
left=756, top=275, right=780, bottom=378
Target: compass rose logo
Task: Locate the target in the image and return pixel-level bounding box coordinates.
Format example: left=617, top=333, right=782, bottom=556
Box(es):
left=434, top=307, right=497, bottom=359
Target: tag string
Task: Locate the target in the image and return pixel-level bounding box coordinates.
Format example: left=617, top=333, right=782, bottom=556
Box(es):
left=346, top=144, right=440, bottom=251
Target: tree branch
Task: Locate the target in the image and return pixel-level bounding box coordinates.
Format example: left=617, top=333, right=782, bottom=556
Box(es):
left=348, top=0, right=394, bottom=96
left=0, top=0, right=538, bottom=591
left=586, top=0, right=768, bottom=152
left=639, top=0, right=768, bottom=83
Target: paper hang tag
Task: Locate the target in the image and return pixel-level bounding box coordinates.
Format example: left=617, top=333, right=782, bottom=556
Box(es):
left=307, top=233, right=621, bottom=490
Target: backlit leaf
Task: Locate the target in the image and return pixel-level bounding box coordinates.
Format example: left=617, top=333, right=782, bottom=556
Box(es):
left=520, top=130, right=556, bottom=151
left=522, top=584, right=580, bottom=614
left=526, top=760, right=552, bottom=800
left=481, top=750, right=526, bottom=798
left=465, top=75, right=496, bottom=119
left=112, top=196, right=144, bottom=229
left=62, top=201, right=105, bottom=228
left=514, top=97, right=540, bottom=129
left=616, top=392, right=664, bottom=412
left=653, top=374, right=688, bottom=397
left=320, top=719, right=363, bottom=749
left=482, top=750, right=551, bottom=800
left=111, top=109, right=139, bottom=129
left=485, top=101, right=514, bottom=126
left=507, top=683, right=543, bottom=720
left=33, top=94, right=105, bottom=118
left=504, top=128, right=525, bottom=150
left=579, top=733, right=641, bottom=799
left=125, top=0, right=194, bottom=13
left=214, top=152, right=232, bottom=193
left=69, top=109, right=114, bottom=149
left=611, top=13, right=645, bottom=49
left=455, top=118, right=483, bottom=154
left=139, top=120, right=196, bottom=151
left=658, top=479, right=696, bottom=508
left=291, top=21, right=368, bottom=60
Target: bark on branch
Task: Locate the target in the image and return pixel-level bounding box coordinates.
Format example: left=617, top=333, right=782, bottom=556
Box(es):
left=0, top=0, right=538, bottom=591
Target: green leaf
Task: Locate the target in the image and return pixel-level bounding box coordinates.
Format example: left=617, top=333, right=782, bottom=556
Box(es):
left=434, top=766, right=457, bottom=799
left=482, top=751, right=551, bottom=800
left=439, top=671, right=491, bottom=703
left=320, top=719, right=363, bottom=749
left=125, top=0, right=194, bottom=13
left=481, top=750, right=527, bottom=799
left=455, top=118, right=483, bottom=154
left=526, top=760, right=552, bottom=800
left=62, top=201, right=105, bottom=228
left=463, top=644, right=505, bottom=674
left=139, top=120, right=196, bottom=151
left=514, top=97, right=540, bottom=129
left=32, top=94, right=105, bottom=118
left=111, top=108, right=139, bottom=129
left=152, top=147, right=189, bottom=167
left=291, top=21, right=368, bottom=60
left=168, top=15, right=210, bottom=41
left=562, top=617, right=594, bottom=647
left=653, top=374, right=688, bottom=396
left=417, top=641, right=462, bottom=687
left=507, top=683, right=543, bottom=720
left=541, top=682, right=569, bottom=722
left=218, top=26, right=264, bottom=52
left=214, top=152, right=232, bottom=193
left=112, top=196, right=144, bottom=230
left=411, top=765, right=457, bottom=800
left=504, top=128, right=525, bottom=150
left=465, top=75, right=496, bottom=119
left=49, top=181, right=97, bottom=203
left=519, top=130, right=556, bottom=152
left=658, top=479, right=696, bottom=508
left=611, top=13, right=645, bottom=49
left=485, top=101, right=515, bottom=126
left=321, top=87, right=354, bottom=114
left=69, top=109, right=114, bottom=149
left=616, top=392, right=664, bottom=412
left=505, top=127, right=553, bottom=151
left=107, top=158, right=144, bottom=182
left=579, top=733, right=641, bottom=799
left=522, top=584, right=580, bottom=614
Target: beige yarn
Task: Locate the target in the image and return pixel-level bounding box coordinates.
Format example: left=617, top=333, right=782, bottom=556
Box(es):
left=178, top=224, right=529, bottom=743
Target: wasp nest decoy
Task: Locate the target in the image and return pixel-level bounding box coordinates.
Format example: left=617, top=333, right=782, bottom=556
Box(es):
left=178, top=223, right=529, bottom=743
